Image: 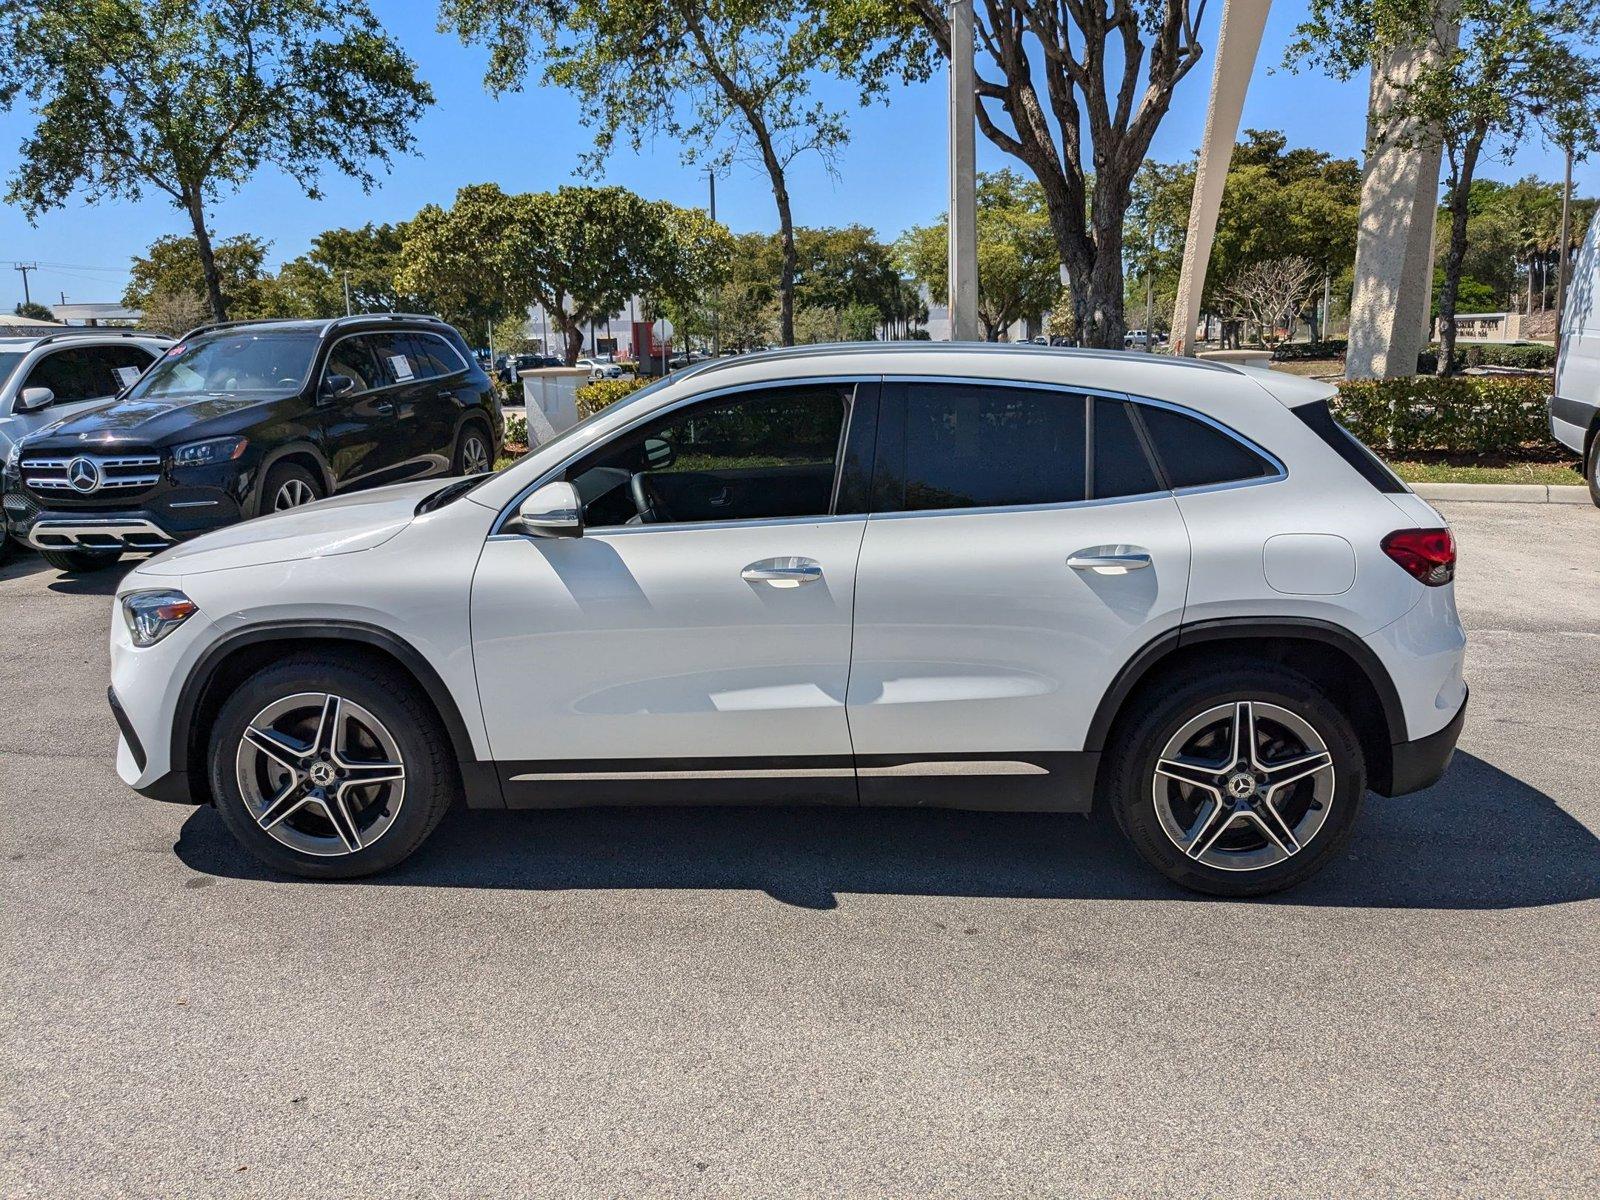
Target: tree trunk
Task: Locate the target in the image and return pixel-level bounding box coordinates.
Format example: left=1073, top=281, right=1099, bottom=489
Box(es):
left=184, top=188, right=227, bottom=322
left=775, top=183, right=797, bottom=347
left=1436, top=137, right=1484, bottom=378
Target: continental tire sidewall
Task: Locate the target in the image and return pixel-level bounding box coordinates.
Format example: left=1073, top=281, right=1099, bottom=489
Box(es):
left=1108, top=667, right=1366, bottom=898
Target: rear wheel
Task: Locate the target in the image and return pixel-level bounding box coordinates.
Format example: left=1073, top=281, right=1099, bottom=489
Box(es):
left=208, top=653, right=458, bottom=879
left=453, top=423, right=493, bottom=476
left=1586, top=436, right=1599, bottom=507
left=1105, top=665, right=1365, bottom=897
left=39, top=546, right=123, bottom=572
left=262, top=462, right=323, bottom=514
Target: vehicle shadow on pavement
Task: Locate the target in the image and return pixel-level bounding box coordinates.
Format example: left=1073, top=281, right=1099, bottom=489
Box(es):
left=173, top=752, right=1599, bottom=910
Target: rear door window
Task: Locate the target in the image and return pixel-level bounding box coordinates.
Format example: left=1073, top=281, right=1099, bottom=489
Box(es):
left=406, top=333, right=464, bottom=378
left=876, top=381, right=1088, bottom=510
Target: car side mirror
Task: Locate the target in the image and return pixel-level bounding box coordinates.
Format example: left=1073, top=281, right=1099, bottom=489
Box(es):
left=15, top=386, right=54, bottom=413
left=515, top=481, right=583, bottom=538
left=321, top=373, right=356, bottom=400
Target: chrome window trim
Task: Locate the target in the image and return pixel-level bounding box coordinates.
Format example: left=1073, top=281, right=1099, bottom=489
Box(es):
left=320, top=329, right=472, bottom=399
left=489, top=374, right=879, bottom=537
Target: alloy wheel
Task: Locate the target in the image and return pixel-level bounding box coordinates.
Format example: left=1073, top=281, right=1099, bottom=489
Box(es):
left=234, top=692, right=407, bottom=857
left=273, top=478, right=317, bottom=511
left=1151, top=700, right=1336, bottom=872
left=462, top=434, right=490, bottom=475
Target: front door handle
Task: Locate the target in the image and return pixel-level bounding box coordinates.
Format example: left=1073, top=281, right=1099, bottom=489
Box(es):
left=1068, top=546, right=1153, bottom=575
left=741, top=557, right=823, bottom=587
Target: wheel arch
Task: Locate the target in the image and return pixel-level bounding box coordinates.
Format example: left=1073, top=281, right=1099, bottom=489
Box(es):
left=252, top=443, right=333, bottom=515
left=1086, top=618, right=1406, bottom=797
left=172, top=621, right=501, bottom=809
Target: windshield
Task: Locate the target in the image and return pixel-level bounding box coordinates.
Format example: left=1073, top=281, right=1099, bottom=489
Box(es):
left=130, top=332, right=321, bottom=399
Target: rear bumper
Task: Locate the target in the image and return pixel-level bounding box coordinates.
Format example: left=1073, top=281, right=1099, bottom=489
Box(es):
left=1381, top=689, right=1467, bottom=797
left=1549, top=394, right=1594, bottom=456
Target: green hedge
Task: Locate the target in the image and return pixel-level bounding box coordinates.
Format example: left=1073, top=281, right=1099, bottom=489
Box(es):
left=1417, top=341, right=1556, bottom=373
left=1332, top=375, right=1554, bottom=455
left=1272, top=339, right=1347, bottom=361
left=576, top=376, right=650, bottom=418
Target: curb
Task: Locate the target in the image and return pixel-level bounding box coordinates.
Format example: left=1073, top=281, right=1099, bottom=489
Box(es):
left=1412, top=482, right=1590, bottom=504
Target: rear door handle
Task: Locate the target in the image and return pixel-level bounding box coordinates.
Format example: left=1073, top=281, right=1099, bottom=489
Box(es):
left=741, top=557, right=823, bottom=587
left=1068, top=546, right=1152, bottom=575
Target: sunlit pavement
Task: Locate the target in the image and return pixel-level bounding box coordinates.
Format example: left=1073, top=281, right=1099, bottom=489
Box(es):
left=2, top=501, right=1596, bottom=1198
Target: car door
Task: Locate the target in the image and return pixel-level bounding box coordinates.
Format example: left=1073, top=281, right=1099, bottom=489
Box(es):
left=316, top=334, right=396, bottom=490
left=404, top=331, right=473, bottom=471
left=844, top=380, right=1192, bottom=809
left=470, top=379, right=875, bottom=807
left=364, top=332, right=443, bottom=481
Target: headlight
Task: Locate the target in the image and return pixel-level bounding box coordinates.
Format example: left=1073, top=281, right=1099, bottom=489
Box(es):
left=121, top=590, right=198, bottom=647
left=171, top=436, right=247, bottom=467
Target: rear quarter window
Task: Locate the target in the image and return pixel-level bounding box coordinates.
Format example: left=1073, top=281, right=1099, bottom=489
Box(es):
left=1134, top=403, right=1279, bottom=490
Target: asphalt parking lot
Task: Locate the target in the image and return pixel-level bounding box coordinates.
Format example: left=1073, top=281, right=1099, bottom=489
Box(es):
left=2, top=501, right=1597, bottom=1198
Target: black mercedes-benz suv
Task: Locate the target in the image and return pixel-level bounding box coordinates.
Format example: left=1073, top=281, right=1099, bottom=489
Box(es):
left=3, top=315, right=502, bottom=572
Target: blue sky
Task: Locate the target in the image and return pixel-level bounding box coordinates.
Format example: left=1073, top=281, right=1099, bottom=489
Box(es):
left=3, top=1, right=1595, bottom=312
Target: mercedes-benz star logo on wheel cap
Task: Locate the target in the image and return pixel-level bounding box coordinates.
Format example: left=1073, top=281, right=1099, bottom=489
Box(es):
left=66, top=456, right=101, bottom=493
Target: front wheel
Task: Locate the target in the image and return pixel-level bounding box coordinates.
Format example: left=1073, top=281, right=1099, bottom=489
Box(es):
left=1104, top=665, right=1365, bottom=897
left=261, top=461, right=324, bottom=514
left=39, top=546, right=123, bottom=573
left=207, top=653, right=459, bottom=879
left=453, top=424, right=493, bottom=476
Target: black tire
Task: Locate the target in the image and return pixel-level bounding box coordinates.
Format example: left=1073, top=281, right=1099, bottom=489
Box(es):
left=453, top=422, right=494, bottom=476
left=1586, top=436, right=1599, bottom=508
left=0, top=534, right=12, bottom=566
left=207, top=651, right=459, bottom=879
left=39, top=546, right=123, bottom=572
left=259, top=461, right=324, bottom=515
left=1104, top=663, right=1366, bottom=898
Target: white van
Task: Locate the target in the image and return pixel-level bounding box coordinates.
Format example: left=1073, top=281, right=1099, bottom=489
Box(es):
left=1552, top=207, right=1600, bottom=505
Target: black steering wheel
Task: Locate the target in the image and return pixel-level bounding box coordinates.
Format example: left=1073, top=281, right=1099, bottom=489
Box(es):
left=629, top=471, right=661, bottom=524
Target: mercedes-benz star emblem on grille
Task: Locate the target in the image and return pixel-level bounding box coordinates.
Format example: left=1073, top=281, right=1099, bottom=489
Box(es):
left=66, top=457, right=102, bottom=493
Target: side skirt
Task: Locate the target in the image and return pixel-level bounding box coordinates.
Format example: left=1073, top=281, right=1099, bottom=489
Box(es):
left=494, top=752, right=1098, bottom=813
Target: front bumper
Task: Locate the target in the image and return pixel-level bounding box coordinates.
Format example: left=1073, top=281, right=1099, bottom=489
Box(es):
left=1382, top=689, right=1468, bottom=797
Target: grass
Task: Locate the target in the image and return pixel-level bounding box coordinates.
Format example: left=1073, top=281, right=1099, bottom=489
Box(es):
left=1267, top=358, right=1346, bottom=378
left=1385, top=457, right=1586, bottom=486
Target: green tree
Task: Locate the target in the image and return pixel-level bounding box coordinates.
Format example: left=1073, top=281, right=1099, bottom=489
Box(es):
left=897, top=170, right=1060, bottom=342
left=1289, top=0, right=1600, bottom=373
left=900, top=1, right=1207, bottom=347
left=0, top=0, right=432, bottom=322
left=397, top=183, right=729, bottom=365
left=443, top=0, right=912, bottom=347
left=12, top=301, right=54, bottom=322
left=273, top=223, right=426, bottom=318
left=122, top=232, right=281, bottom=320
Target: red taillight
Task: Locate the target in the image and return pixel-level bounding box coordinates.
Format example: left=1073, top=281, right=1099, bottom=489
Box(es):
left=1382, top=528, right=1456, bottom=586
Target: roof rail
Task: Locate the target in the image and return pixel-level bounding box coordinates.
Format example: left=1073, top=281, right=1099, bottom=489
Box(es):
left=24, top=328, right=171, bottom=349
left=328, top=311, right=450, bottom=328
left=685, top=339, right=1242, bottom=380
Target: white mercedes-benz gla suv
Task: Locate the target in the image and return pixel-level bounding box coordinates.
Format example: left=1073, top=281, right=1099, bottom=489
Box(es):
left=109, top=345, right=1468, bottom=896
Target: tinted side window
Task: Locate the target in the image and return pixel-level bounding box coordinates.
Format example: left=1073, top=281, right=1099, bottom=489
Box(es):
left=323, top=337, right=380, bottom=393
left=891, top=382, right=1087, bottom=510
left=1091, top=398, right=1162, bottom=499
left=23, top=346, right=147, bottom=403
left=1136, top=404, right=1277, bottom=489
left=566, top=383, right=851, bottom=528
left=367, top=333, right=423, bottom=385
left=409, top=333, right=464, bottom=378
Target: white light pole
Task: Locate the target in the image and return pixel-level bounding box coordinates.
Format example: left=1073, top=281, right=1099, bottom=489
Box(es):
left=947, top=0, right=979, bottom=342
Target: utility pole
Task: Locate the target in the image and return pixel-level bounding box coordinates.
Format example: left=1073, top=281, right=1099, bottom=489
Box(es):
left=947, top=0, right=979, bottom=342
left=342, top=270, right=352, bottom=316
left=1555, top=141, right=1573, bottom=362
left=708, top=167, right=721, bottom=357
left=13, top=262, right=38, bottom=307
